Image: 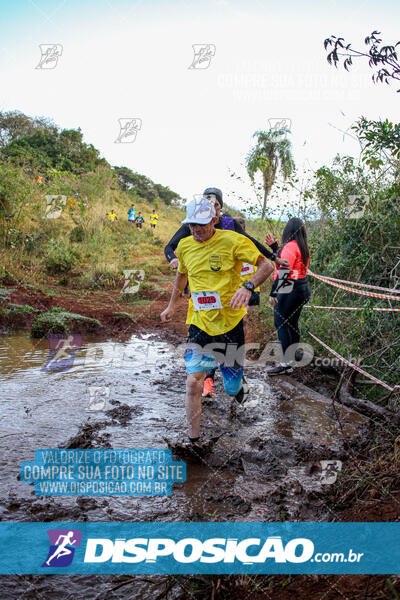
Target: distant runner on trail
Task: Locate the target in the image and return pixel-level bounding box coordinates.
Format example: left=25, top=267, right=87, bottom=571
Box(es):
left=128, top=204, right=136, bottom=223
left=267, top=217, right=311, bottom=376
left=135, top=212, right=144, bottom=229
left=160, top=198, right=274, bottom=446
left=164, top=187, right=289, bottom=399
left=108, top=210, right=118, bottom=222
left=150, top=209, right=159, bottom=229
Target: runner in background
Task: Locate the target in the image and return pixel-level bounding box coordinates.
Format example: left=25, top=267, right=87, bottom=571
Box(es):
left=135, top=212, right=144, bottom=229
left=150, top=209, right=159, bottom=230
left=267, top=217, right=311, bottom=375
left=128, top=204, right=136, bottom=223
left=108, top=209, right=118, bottom=222
left=161, top=198, right=274, bottom=445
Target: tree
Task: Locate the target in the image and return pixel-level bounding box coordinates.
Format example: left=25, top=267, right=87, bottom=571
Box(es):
left=245, top=128, right=295, bottom=220
left=154, top=183, right=180, bottom=206
left=0, top=110, right=55, bottom=147
left=1, top=127, right=106, bottom=175
left=352, top=117, right=400, bottom=172
left=324, top=31, right=400, bottom=92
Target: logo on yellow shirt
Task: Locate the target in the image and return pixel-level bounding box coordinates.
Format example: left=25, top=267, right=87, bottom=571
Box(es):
left=209, top=255, right=222, bottom=271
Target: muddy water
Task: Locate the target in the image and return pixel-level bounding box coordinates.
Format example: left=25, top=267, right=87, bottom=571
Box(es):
left=0, top=331, right=368, bottom=599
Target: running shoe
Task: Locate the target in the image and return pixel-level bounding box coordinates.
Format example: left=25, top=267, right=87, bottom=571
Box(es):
left=202, top=377, right=216, bottom=398
left=234, top=376, right=249, bottom=404
left=267, top=363, right=294, bottom=376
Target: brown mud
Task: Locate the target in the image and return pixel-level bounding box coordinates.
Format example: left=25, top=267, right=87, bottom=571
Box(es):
left=0, top=282, right=399, bottom=599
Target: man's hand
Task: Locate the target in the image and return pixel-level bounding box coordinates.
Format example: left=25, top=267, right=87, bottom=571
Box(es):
left=265, top=233, right=278, bottom=247
left=275, top=257, right=290, bottom=268
left=169, top=258, right=179, bottom=270
left=230, top=287, right=252, bottom=309
left=160, top=307, right=175, bottom=322
left=269, top=296, right=277, bottom=306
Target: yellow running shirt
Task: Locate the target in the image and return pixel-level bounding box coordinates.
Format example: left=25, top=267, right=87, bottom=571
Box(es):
left=150, top=213, right=159, bottom=224
left=176, top=229, right=262, bottom=335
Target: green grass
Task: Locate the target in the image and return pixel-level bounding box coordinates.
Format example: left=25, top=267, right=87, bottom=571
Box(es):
left=30, top=307, right=102, bottom=338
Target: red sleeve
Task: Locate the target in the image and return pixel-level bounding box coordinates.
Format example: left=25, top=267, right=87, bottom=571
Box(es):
left=280, top=242, right=299, bottom=270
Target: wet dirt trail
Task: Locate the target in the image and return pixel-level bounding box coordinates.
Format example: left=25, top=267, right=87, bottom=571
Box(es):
left=0, top=330, right=369, bottom=599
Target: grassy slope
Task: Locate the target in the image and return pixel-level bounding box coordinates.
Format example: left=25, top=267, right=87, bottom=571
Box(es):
left=0, top=179, right=186, bottom=290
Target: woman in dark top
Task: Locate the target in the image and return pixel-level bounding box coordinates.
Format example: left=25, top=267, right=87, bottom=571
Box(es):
left=267, top=217, right=311, bottom=376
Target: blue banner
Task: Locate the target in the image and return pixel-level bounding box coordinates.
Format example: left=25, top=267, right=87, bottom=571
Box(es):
left=0, top=522, right=398, bottom=574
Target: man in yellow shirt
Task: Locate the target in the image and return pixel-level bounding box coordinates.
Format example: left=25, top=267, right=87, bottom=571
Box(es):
left=150, top=209, right=159, bottom=229
left=160, top=198, right=273, bottom=444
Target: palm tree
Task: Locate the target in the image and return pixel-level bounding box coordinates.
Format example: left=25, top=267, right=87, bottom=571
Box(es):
left=246, top=128, right=295, bottom=220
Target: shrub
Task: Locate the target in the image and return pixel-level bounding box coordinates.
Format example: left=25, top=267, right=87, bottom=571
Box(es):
left=45, top=240, right=80, bottom=274
left=69, top=225, right=85, bottom=243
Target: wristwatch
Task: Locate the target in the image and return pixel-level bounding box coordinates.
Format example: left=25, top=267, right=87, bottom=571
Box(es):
left=271, top=252, right=277, bottom=261
left=242, top=281, right=255, bottom=292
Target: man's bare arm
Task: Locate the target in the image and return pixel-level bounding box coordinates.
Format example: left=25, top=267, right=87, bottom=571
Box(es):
left=160, top=271, right=188, bottom=322
left=248, top=256, right=274, bottom=288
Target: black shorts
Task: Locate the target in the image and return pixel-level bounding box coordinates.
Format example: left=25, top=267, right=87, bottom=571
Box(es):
left=187, top=319, right=244, bottom=348
left=186, top=319, right=245, bottom=368
left=185, top=320, right=245, bottom=393
left=248, top=291, right=260, bottom=306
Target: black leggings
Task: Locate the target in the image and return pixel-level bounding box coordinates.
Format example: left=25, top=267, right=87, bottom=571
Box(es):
left=274, top=278, right=310, bottom=358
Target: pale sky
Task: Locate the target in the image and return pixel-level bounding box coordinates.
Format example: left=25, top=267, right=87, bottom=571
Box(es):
left=0, top=0, right=399, bottom=214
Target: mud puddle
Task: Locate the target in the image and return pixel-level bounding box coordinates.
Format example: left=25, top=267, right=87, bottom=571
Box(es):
left=0, top=331, right=369, bottom=598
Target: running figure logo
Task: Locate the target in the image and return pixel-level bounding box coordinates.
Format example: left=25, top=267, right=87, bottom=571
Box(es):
left=121, top=269, right=145, bottom=295
left=268, top=118, right=292, bottom=141
left=87, top=386, right=110, bottom=412
left=188, top=44, right=216, bottom=69
left=274, top=269, right=299, bottom=294
left=42, top=529, right=82, bottom=567
left=320, top=460, right=342, bottom=484
left=44, top=195, right=67, bottom=219
left=36, top=44, right=63, bottom=69
left=42, top=334, right=82, bottom=372
left=115, top=118, right=142, bottom=143
left=190, top=196, right=215, bottom=221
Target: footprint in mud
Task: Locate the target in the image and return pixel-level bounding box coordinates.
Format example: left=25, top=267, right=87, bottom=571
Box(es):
left=105, top=404, right=143, bottom=426
left=164, top=434, right=226, bottom=464
left=62, top=421, right=112, bottom=449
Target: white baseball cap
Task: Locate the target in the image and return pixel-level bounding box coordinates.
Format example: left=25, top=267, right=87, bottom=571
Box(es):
left=181, top=197, right=216, bottom=225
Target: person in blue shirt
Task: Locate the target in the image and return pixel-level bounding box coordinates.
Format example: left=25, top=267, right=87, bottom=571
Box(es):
left=128, top=204, right=136, bottom=223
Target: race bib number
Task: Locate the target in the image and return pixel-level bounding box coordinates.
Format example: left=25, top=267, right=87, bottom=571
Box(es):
left=191, top=291, right=223, bottom=311
left=241, top=263, right=254, bottom=276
